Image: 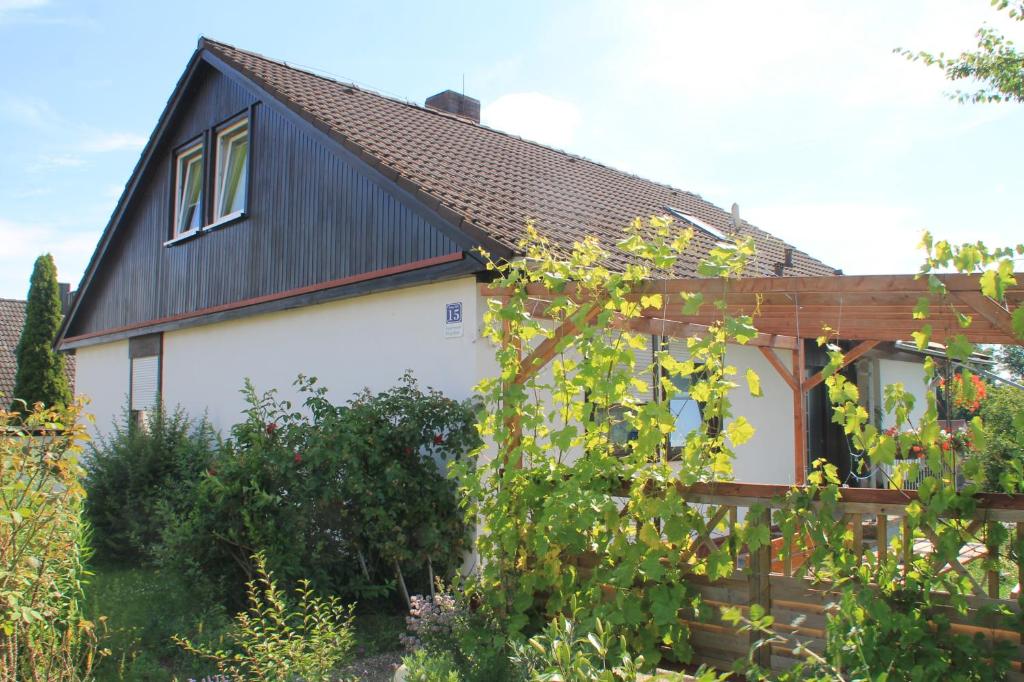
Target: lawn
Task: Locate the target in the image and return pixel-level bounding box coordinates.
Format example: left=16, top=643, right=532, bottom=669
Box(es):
left=83, top=565, right=406, bottom=681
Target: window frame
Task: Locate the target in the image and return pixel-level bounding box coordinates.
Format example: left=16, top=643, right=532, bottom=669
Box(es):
left=165, top=106, right=255, bottom=246
left=128, top=333, right=163, bottom=430
left=171, top=137, right=205, bottom=239
left=212, top=114, right=251, bottom=223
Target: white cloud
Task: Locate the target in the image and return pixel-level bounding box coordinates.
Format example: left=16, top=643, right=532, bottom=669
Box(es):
left=0, top=93, right=60, bottom=129
left=80, top=131, right=147, bottom=153
left=482, top=92, right=582, bottom=149
left=0, top=217, right=99, bottom=297
left=30, top=154, right=85, bottom=171
left=744, top=202, right=924, bottom=275
left=0, top=0, right=47, bottom=20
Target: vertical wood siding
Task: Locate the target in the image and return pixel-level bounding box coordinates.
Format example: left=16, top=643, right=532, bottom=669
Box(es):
left=69, top=65, right=462, bottom=337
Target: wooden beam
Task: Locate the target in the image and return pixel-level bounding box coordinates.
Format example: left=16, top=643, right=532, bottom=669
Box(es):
left=514, top=304, right=602, bottom=385
left=758, top=347, right=798, bottom=391
left=955, top=291, right=1020, bottom=340
left=621, top=316, right=799, bottom=349
left=802, top=340, right=881, bottom=392
left=483, top=273, right=1024, bottom=300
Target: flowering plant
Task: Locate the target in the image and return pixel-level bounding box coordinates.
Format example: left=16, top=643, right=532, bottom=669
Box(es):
left=883, top=425, right=974, bottom=459
left=939, top=371, right=987, bottom=415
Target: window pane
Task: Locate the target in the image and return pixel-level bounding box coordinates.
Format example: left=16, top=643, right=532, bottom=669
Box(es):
left=669, top=398, right=702, bottom=447
left=216, top=124, right=248, bottom=218
left=176, top=150, right=203, bottom=234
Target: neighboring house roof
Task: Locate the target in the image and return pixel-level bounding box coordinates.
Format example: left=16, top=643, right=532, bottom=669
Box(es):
left=201, top=39, right=835, bottom=279
left=0, top=298, right=75, bottom=400
left=0, top=299, right=25, bottom=400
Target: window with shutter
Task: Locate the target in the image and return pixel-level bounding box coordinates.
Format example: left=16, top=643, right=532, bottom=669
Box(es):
left=129, top=334, right=162, bottom=424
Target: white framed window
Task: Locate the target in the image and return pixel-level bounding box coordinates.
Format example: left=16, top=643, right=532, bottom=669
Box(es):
left=174, top=142, right=204, bottom=236
left=214, top=118, right=249, bottom=219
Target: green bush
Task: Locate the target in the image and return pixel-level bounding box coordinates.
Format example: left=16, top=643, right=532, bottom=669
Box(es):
left=975, top=384, right=1024, bottom=491
left=402, top=649, right=462, bottom=682
left=0, top=401, right=101, bottom=681
left=85, top=404, right=218, bottom=563
left=402, top=586, right=513, bottom=682
left=158, top=373, right=477, bottom=608
left=175, top=552, right=356, bottom=682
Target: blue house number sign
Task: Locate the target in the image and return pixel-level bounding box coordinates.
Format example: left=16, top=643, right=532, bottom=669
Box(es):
left=445, top=302, right=464, bottom=338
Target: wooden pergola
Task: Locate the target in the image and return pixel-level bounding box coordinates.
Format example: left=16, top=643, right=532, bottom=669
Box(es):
left=484, top=273, right=1024, bottom=485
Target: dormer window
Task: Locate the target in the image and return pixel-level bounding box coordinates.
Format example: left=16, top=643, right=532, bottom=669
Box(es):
left=214, top=118, right=249, bottom=219
left=174, top=142, right=204, bottom=236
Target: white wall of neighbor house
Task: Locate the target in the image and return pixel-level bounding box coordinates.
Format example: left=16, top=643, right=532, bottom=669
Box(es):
left=161, top=277, right=484, bottom=433
left=876, top=357, right=931, bottom=430
left=728, top=345, right=797, bottom=485
left=74, top=339, right=129, bottom=436
left=466, top=294, right=798, bottom=484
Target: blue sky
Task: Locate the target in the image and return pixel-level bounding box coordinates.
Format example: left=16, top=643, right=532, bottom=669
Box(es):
left=1, top=0, right=1021, bottom=299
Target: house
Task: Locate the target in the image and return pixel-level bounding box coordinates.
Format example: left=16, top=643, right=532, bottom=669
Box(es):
left=2, top=291, right=76, bottom=404
left=57, top=38, right=934, bottom=485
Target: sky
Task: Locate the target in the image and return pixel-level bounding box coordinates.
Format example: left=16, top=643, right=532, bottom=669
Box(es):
left=1, top=0, right=1022, bottom=299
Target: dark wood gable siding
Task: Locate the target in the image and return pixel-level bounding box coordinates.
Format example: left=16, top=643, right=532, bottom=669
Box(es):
left=67, top=63, right=464, bottom=338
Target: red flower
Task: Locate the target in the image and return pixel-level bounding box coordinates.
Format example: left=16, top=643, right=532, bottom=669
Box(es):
left=433, top=434, right=444, bottom=445
left=294, top=451, right=302, bottom=464
left=266, top=422, right=278, bottom=435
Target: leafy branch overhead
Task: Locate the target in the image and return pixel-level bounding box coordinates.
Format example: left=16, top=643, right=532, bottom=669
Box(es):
left=898, top=0, right=1024, bottom=103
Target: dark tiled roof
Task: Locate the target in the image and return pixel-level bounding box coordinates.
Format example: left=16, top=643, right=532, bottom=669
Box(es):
left=203, top=39, right=835, bottom=278
left=0, top=298, right=75, bottom=401
left=0, top=299, right=25, bottom=400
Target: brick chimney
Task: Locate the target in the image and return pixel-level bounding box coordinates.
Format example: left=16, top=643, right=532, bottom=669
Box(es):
left=425, top=90, right=480, bottom=123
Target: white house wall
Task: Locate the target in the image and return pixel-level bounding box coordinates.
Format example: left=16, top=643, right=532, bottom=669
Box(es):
left=75, top=277, right=486, bottom=436
left=162, top=277, right=484, bottom=432
left=877, top=357, right=931, bottom=430
left=74, top=339, right=129, bottom=437
left=728, top=346, right=797, bottom=485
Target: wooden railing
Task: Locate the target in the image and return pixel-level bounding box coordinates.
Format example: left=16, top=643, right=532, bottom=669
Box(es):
left=662, top=482, right=1024, bottom=677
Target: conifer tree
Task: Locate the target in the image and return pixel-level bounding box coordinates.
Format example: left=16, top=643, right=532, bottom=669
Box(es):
left=11, top=254, right=71, bottom=409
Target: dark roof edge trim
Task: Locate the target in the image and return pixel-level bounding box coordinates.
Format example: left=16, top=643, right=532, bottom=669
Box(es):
left=56, top=48, right=208, bottom=348
left=60, top=252, right=473, bottom=350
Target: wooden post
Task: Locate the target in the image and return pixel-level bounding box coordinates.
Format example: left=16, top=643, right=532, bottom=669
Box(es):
left=729, top=506, right=739, bottom=569
left=850, top=514, right=863, bottom=557
left=987, top=521, right=1000, bottom=599
left=902, top=518, right=913, bottom=577
left=748, top=507, right=773, bottom=667
left=792, top=343, right=806, bottom=485
left=1018, top=523, right=1024, bottom=593
left=877, top=514, right=888, bottom=580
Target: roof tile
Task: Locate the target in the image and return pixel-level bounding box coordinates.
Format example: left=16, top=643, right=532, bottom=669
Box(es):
left=204, top=39, right=835, bottom=279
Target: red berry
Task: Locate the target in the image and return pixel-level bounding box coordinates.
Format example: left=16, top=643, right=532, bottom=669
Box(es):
left=294, top=451, right=302, bottom=464
left=266, top=422, right=278, bottom=435
left=433, top=434, right=444, bottom=445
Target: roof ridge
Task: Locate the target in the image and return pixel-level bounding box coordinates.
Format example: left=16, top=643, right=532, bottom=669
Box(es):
left=199, top=38, right=710, bottom=206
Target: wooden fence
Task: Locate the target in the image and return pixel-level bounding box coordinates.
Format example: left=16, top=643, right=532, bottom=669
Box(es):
left=668, top=482, right=1024, bottom=677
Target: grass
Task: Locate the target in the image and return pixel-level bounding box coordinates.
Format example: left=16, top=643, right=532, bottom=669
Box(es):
left=353, top=612, right=406, bottom=657
left=83, top=563, right=407, bottom=681
left=83, top=564, right=231, bottom=681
